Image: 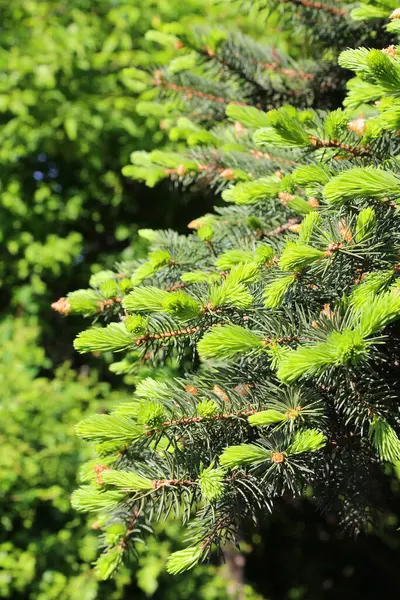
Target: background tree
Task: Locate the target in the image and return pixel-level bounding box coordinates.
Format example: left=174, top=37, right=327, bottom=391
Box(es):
left=0, top=0, right=220, bottom=318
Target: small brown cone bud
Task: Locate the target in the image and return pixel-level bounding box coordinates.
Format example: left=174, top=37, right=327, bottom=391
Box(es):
left=347, top=117, right=366, bottom=136
left=234, top=121, right=247, bottom=136
left=285, top=406, right=302, bottom=420
left=185, top=384, right=198, bottom=395
left=234, top=383, right=251, bottom=397
left=187, top=219, right=204, bottom=229
left=213, top=385, right=230, bottom=403
left=176, top=164, right=186, bottom=177
left=288, top=223, right=301, bottom=233
left=174, top=40, right=184, bottom=50
left=338, top=219, right=353, bottom=242
left=392, top=286, right=400, bottom=297
left=382, top=45, right=398, bottom=59
left=51, top=297, right=71, bottom=316
left=321, top=303, right=334, bottom=320
left=153, top=70, right=163, bottom=85
left=307, top=197, right=320, bottom=208
left=271, top=452, right=285, bottom=464
left=278, top=192, right=295, bottom=206
left=220, top=168, right=235, bottom=180
left=390, top=8, right=400, bottom=19
left=93, top=464, right=110, bottom=485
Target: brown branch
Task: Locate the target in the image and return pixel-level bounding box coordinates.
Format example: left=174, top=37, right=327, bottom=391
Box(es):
left=145, top=408, right=257, bottom=436
left=200, top=517, right=231, bottom=551
left=166, top=281, right=187, bottom=292
left=152, top=478, right=196, bottom=489
left=309, top=136, right=368, bottom=157
left=263, top=218, right=300, bottom=237
left=279, top=0, right=345, bottom=16
left=119, top=506, right=141, bottom=549
left=135, top=326, right=201, bottom=346
left=262, top=335, right=302, bottom=345
left=257, top=61, right=314, bottom=80
left=153, top=73, right=247, bottom=107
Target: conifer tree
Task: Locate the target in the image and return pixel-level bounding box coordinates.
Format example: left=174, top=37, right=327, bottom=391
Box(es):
left=54, top=0, right=400, bottom=579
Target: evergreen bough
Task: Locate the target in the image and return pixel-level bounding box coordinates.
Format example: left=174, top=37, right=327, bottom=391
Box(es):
left=55, top=0, right=400, bottom=579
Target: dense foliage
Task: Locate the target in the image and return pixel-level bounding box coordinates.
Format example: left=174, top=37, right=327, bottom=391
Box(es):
left=0, top=318, right=124, bottom=599
left=58, top=0, right=400, bottom=585
left=1, top=319, right=262, bottom=599
left=0, top=0, right=219, bottom=314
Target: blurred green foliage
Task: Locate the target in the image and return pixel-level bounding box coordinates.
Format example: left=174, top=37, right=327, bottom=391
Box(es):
left=0, top=317, right=262, bottom=599
left=0, top=317, right=122, bottom=598
left=0, top=0, right=213, bottom=313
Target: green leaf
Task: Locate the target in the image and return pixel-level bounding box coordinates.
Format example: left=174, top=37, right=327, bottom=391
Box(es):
left=74, top=323, right=132, bottom=353
left=323, top=167, right=400, bottom=205
left=76, top=414, right=143, bottom=443
left=71, top=486, right=125, bottom=513
left=130, top=262, right=157, bottom=286
left=67, top=289, right=101, bottom=315
left=357, top=291, right=400, bottom=336
left=278, top=329, right=368, bottom=383
left=64, top=117, right=78, bottom=140
left=228, top=262, right=260, bottom=285
left=366, top=49, right=400, bottom=93
left=287, top=429, right=326, bottom=455
left=208, top=279, right=253, bottom=309
left=95, top=547, right=124, bottom=581
left=226, top=104, right=270, bottom=128
left=166, top=546, right=204, bottom=575
left=162, top=290, right=201, bottom=321
left=198, top=325, right=262, bottom=360
left=222, top=177, right=281, bottom=205
left=216, top=249, right=255, bottom=270
left=292, top=164, right=330, bottom=186
left=338, top=48, right=371, bottom=73
left=350, top=5, right=388, bottom=21
left=279, top=243, right=325, bottom=271
left=355, top=207, right=376, bottom=243
left=264, top=275, right=296, bottom=309
left=369, top=418, right=400, bottom=463
left=99, top=279, right=118, bottom=299
left=123, top=287, right=170, bottom=312
left=254, top=108, right=312, bottom=148
left=248, top=410, right=286, bottom=426
left=148, top=249, right=172, bottom=269
left=197, top=224, right=214, bottom=241
left=255, top=245, right=275, bottom=264
left=287, top=195, right=314, bottom=216
left=349, top=271, right=393, bottom=311
left=199, top=464, right=225, bottom=501
left=197, top=399, right=218, bottom=418
left=124, top=314, right=148, bottom=334
left=298, top=212, right=321, bottom=244
left=101, top=470, right=154, bottom=492
left=219, top=443, right=270, bottom=469
left=137, top=400, right=166, bottom=428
